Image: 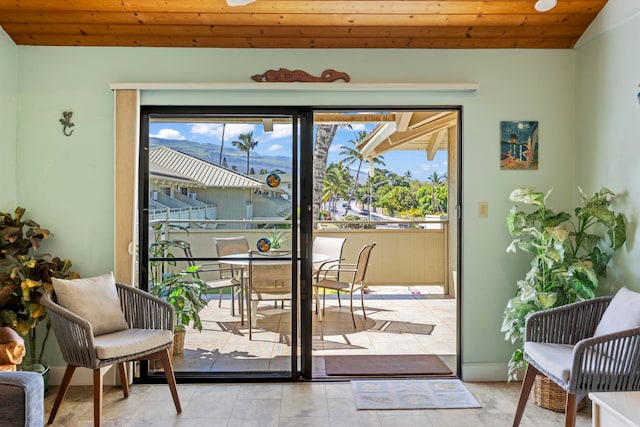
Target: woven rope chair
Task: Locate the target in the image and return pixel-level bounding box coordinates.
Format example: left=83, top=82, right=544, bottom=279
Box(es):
left=41, top=283, right=181, bottom=427
left=513, top=295, right=640, bottom=427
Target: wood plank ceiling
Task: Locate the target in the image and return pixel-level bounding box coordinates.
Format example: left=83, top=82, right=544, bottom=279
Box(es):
left=0, top=0, right=607, bottom=49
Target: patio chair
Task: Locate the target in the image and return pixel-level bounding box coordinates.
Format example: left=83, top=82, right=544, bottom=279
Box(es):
left=312, top=236, right=346, bottom=314
left=162, top=239, right=244, bottom=319
left=512, top=287, right=640, bottom=427
left=246, top=250, right=293, bottom=340
left=312, top=236, right=346, bottom=280
left=41, top=273, right=181, bottom=427
left=314, top=242, right=376, bottom=328
left=213, top=236, right=251, bottom=318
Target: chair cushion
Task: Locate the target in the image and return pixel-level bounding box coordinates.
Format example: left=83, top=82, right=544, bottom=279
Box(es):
left=594, top=287, right=640, bottom=337
left=93, top=329, right=173, bottom=360
left=524, top=342, right=574, bottom=383
left=52, top=273, right=129, bottom=336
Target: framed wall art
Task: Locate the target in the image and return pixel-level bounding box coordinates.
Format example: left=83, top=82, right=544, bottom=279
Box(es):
left=500, top=121, right=539, bottom=170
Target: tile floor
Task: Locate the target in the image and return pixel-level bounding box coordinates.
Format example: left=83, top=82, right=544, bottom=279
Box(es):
left=44, top=380, right=593, bottom=426
left=45, top=286, right=593, bottom=426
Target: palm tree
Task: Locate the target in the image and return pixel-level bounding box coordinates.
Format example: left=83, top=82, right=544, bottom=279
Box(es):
left=232, top=131, right=259, bottom=174
left=339, top=130, right=385, bottom=208
left=312, top=124, right=339, bottom=221
left=323, top=163, right=351, bottom=214
left=427, top=171, right=447, bottom=213
left=218, top=123, right=226, bottom=165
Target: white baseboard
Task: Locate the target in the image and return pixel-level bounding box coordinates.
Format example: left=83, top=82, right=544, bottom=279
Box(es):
left=461, top=362, right=510, bottom=382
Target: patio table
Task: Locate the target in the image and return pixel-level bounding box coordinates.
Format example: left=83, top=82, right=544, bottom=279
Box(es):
left=220, top=252, right=331, bottom=325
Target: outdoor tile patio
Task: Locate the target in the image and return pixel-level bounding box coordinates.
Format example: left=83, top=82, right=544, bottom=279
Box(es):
left=170, top=286, right=457, bottom=376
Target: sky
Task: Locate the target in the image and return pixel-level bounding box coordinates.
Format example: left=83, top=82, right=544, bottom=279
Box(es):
left=149, top=121, right=448, bottom=181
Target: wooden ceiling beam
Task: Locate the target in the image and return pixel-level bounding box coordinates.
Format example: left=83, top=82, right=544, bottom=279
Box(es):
left=396, top=112, right=413, bottom=132
left=8, top=34, right=581, bottom=48
left=0, top=11, right=599, bottom=27
left=409, top=111, right=457, bottom=131
left=0, top=1, right=607, bottom=15
left=426, top=129, right=446, bottom=161
left=1, top=23, right=588, bottom=39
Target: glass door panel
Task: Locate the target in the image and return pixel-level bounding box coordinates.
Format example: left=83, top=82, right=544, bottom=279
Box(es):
left=140, top=108, right=302, bottom=380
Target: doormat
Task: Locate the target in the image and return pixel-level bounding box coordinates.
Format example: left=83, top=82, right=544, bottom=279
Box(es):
left=351, top=379, right=481, bottom=410
left=324, top=354, right=453, bottom=376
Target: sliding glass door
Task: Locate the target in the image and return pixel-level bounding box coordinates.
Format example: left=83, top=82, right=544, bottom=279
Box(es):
left=137, top=106, right=460, bottom=382
left=139, top=107, right=314, bottom=380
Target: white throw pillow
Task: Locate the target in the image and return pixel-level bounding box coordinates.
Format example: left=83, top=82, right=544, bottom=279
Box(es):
left=52, top=273, right=129, bottom=336
left=594, top=287, right=640, bottom=337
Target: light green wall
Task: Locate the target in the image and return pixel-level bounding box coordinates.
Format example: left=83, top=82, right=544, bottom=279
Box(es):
left=574, top=12, right=640, bottom=296
left=0, top=28, right=17, bottom=208
left=13, top=46, right=577, bottom=379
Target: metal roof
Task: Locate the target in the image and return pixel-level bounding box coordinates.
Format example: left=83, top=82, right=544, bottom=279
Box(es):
left=149, top=146, right=275, bottom=190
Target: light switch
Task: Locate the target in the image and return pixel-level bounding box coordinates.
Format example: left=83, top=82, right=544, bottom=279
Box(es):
left=478, top=201, right=489, bottom=218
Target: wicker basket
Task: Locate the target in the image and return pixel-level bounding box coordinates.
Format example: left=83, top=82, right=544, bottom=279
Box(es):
left=531, top=376, right=586, bottom=412
left=172, top=329, right=186, bottom=356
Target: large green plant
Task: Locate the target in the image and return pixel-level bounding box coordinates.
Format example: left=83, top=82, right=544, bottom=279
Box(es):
left=501, top=187, right=626, bottom=381
left=0, top=207, right=78, bottom=366
left=149, top=239, right=208, bottom=332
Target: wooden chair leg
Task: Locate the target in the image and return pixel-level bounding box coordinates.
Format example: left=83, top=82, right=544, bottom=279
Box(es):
left=93, top=368, right=103, bottom=427
left=118, top=362, right=129, bottom=398
left=158, top=348, right=182, bottom=413
left=48, top=364, right=76, bottom=424
left=513, top=364, right=539, bottom=427
left=360, top=288, right=366, bottom=320
left=565, top=393, right=578, bottom=427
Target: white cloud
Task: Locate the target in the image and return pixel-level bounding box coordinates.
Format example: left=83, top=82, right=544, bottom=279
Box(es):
left=268, top=144, right=283, bottom=152
left=350, top=124, right=367, bottom=131
left=151, top=128, right=185, bottom=140
left=190, top=123, right=256, bottom=140
left=263, top=124, right=293, bottom=140
left=329, top=145, right=343, bottom=152
left=190, top=123, right=220, bottom=137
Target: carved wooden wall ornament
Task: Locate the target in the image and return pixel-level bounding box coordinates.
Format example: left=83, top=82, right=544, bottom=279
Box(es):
left=251, top=68, right=350, bottom=83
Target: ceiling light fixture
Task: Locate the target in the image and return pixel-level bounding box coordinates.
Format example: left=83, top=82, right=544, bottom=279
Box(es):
left=535, top=0, right=557, bottom=12
left=226, top=0, right=255, bottom=6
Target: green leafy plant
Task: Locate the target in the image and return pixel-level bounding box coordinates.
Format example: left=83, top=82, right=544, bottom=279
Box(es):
left=0, top=207, right=78, bottom=366
left=501, top=187, right=626, bottom=381
left=149, top=240, right=207, bottom=332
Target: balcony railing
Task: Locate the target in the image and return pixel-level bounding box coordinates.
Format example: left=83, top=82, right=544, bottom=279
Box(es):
left=149, top=217, right=450, bottom=292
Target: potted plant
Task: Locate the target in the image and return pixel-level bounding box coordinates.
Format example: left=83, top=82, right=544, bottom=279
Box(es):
left=501, top=187, right=626, bottom=406
left=0, top=207, right=78, bottom=382
left=268, top=230, right=288, bottom=250
left=148, top=240, right=208, bottom=355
